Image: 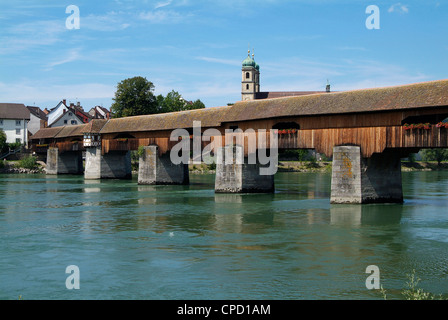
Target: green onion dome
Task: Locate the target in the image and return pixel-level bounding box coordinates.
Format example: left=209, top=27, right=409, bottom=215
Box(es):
left=242, top=55, right=256, bottom=68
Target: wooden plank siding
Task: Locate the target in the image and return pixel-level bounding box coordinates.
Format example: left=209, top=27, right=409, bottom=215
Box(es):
left=222, top=108, right=448, bottom=131
left=55, top=141, right=85, bottom=153
left=100, top=126, right=448, bottom=158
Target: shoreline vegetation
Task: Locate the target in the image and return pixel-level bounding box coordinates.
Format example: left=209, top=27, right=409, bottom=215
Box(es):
left=1, top=159, right=448, bottom=175
left=188, top=161, right=448, bottom=174
left=0, top=157, right=44, bottom=174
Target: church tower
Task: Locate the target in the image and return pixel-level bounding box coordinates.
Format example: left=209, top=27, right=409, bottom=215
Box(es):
left=241, top=50, right=260, bottom=101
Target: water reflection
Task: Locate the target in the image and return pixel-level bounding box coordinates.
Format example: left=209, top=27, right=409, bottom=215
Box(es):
left=213, top=194, right=244, bottom=234
left=330, top=204, right=402, bottom=226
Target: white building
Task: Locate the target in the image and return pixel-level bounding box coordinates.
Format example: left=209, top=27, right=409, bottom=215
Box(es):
left=26, top=106, right=47, bottom=136
left=51, top=109, right=84, bottom=127
left=47, top=100, right=69, bottom=127
left=0, top=103, right=30, bottom=147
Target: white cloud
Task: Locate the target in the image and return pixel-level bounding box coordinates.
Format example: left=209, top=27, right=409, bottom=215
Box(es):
left=155, top=1, right=173, bottom=9
left=196, top=56, right=241, bottom=66
left=46, top=49, right=82, bottom=69
left=388, top=3, right=409, bottom=14
left=138, top=10, right=190, bottom=23
left=82, top=11, right=132, bottom=31
left=0, top=81, right=115, bottom=105
left=0, top=20, right=66, bottom=54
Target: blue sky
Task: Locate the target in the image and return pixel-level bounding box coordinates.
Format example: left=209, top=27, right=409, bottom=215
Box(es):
left=0, top=0, right=447, bottom=110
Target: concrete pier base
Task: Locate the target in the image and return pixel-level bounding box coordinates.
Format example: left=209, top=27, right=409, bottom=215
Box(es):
left=215, top=146, right=275, bottom=193
left=138, top=145, right=189, bottom=185
left=84, top=147, right=132, bottom=180
left=330, top=146, right=403, bottom=204
left=46, top=148, right=83, bottom=175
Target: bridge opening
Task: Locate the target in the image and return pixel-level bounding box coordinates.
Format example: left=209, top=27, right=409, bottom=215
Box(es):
left=113, top=133, right=136, bottom=139
left=272, top=122, right=300, bottom=130
left=401, top=115, right=448, bottom=125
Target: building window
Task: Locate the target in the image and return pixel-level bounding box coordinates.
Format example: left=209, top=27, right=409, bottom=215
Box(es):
left=16, top=129, right=21, bottom=135
left=71, top=120, right=77, bottom=125
left=246, top=84, right=249, bottom=90
left=64, top=120, right=68, bottom=124
left=246, top=72, right=250, bottom=79
left=0, top=120, right=3, bottom=125
left=16, top=120, right=21, bottom=126
left=16, top=138, right=21, bottom=144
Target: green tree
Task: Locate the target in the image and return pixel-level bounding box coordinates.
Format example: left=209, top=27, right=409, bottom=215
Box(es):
left=111, top=76, right=158, bottom=118
left=160, top=90, right=187, bottom=113
left=0, top=129, right=7, bottom=153
left=191, top=99, right=206, bottom=110
left=422, top=149, right=448, bottom=166
left=158, top=90, right=206, bottom=113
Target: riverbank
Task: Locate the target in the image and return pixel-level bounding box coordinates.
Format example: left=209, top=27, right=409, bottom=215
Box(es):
left=277, top=161, right=448, bottom=173
left=2, top=160, right=448, bottom=175
left=0, top=160, right=44, bottom=174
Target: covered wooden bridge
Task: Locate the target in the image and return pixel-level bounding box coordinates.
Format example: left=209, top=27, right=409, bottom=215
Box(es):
left=31, top=79, right=448, bottom=204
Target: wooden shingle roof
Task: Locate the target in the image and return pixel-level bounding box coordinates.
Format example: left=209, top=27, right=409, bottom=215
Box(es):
left=30, top=79, right=448, bottom=138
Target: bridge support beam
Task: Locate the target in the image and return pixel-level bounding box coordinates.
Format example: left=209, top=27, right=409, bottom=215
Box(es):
left=138, top=146, right=189, bottom=185
left=84, top=147, right=132, bottom=180
left=330, top=146, right=403, bottom=204
left=215, top=146, right=275, bottom=193
left=46, top=147, right=83, bottom=175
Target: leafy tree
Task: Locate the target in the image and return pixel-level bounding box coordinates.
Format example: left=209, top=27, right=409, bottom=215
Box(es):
left=158, top=90, right=206, bottom=113
left=0, top=129, right=7, bottom=153
left=111, top=77, right=206, bottom=118
left=191, top=99, right=206, bottom=110
left=111, top=76, right=158, bottom=118
left=421, top=149, right=448, bottom=165
left=160, top=90, right=188, bottom=113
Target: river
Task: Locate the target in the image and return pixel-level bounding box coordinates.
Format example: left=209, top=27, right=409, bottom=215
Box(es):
left=0, top=171, right=447, bottom=300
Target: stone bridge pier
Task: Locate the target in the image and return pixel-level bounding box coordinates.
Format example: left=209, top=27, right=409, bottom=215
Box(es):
left=84, top=147, right=132, bottom=180
left=138, top=145, right=189, bottom=185
left=330, top=146, right=403, bottom=204
left=215, top=145, right=275, bottom=193
left=46, top=147, right=83, bottom=175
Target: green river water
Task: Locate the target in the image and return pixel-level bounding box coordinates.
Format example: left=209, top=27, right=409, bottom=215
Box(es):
left=0, top=171, right=447, bottom=300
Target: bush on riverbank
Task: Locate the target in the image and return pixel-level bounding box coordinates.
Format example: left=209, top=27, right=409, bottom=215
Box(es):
left=380, top=270, right=447, bottom=300
left=0, top=156, right=43, bottom=174
left=17, top=156, right=38, bottom=170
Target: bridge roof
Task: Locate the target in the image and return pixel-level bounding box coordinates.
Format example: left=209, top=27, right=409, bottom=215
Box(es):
left=84, top=119, right=108, bottom=134
left=229, top=79, right=448, bottom=122
left=30, top=79, right=448, bottom=139
left=100, top=105, right=233, bottom=134
left=54, top=124, right=87, bottom=138
left=30, top=126, right=64, bottom=140
left=100, top=79, right=448, bottom=133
